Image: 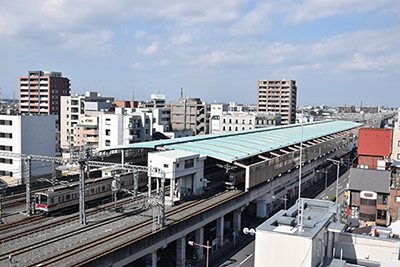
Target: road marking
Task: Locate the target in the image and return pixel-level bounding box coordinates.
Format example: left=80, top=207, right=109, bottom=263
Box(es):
left=329, top=188, right=334, bottom=192
left=237, top=254, right=253, bottom=266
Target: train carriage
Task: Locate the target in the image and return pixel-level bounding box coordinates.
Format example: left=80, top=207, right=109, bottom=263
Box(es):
left=34, top=170, right=148, bottom=213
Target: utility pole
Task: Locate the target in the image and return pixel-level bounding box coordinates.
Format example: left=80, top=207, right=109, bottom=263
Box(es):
left=25, top=156, right=31, bottom=215
left=79, top=159, right=87, bottom=225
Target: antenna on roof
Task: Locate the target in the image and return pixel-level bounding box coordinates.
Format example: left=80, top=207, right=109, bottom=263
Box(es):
left=181, top=87, right=183, bottom=98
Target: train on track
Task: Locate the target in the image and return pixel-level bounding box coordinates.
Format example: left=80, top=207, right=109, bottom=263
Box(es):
left=224, top=169, right=245, bottom=190
left=34, top=169, right=148, bottom=214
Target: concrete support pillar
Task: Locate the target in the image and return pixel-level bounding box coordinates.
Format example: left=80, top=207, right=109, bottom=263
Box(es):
left=195, top=227, right=205, bottom=260
left=170, top=178, right=175, bottom=203
left=176, top=236, right=186, bottom=267
left=233, top=209, right=242, bottom=235
left=216, top=216, right=224, bottom=248
left=326, top=231, right=334, bottom=258
left=256, top=195, right=267, bottom=218
left=145, top=251, right=157, bottom=267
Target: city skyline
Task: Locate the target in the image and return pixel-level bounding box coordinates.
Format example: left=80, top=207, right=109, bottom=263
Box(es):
left=0, top=1, right=399, bottom=107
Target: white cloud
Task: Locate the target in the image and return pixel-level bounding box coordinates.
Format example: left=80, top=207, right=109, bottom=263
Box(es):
left=134, top=30, right=147, bottom=41
left=229, top=2, right=273, bottom=36
left=170, top=34, right=191, bottom=45
left=288, top=0, right=393, bottom=24
left=131, top=62, right=142, bottom=69
left=62, top=30, right=116, bottom=55
left=158, top=59, right=171, bottom=66
left=190, top=50, right=250, bottom=66
left=137, top=41, right=160, bottom=56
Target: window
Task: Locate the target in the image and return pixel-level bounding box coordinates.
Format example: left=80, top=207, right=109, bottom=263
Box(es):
left=66, top=194, right=70, bottom=200
left=105, top=118, right=111, bottom=125
left=185, top=159, right=194, bottom=169
left=242, top=119, right=245, bottom=124
left=52, top=95, right=58, bottom=99
left=63, top=90, right=68, bottom=94
left=176, top=163, right=180, bottom=168
left=164, top=164, right=169, bottom=168
left=223, top=126, right=226, bottom=131
left=52, top=90, right=58, bottom=93
left=377, top=209, right=387, bottom=220
left=223, top=119, right=226, bottom=123
left=0, top=158, right=12, bottom=164
left=105, top=140, right=111, bottom=146
left=398, top=140, right=400, bottom=147
left=398, top=154, right=400, bottom=160
left=0, top=133, right=12, bottom=139
left=378, top=194, right=388, bottom=205
left=0, top=120, right=12, bottom=125
left=105, top=129, right=111, bottom=136
left=0, top=145, right=12, bottom=151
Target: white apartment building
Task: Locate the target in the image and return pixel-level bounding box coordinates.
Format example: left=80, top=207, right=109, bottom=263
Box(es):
left=0, top=114, right=56, bottom=184
left=99, top=107, right=171, bottom=148
left=257, top=79, right=297, bottom=125
left=210, top=111, right=281, bottom=134
left=60, top=91, right=113, bottom=151
left=228, top=102, right=250, bottom=113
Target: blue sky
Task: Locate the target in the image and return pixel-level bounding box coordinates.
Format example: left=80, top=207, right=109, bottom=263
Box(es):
left=1, top=0, right=399, bottom=107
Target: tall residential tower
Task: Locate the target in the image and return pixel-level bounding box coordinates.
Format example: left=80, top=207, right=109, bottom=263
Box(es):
left=257, top=79, right=297, bottom=125
left=19, top=70, right=71, bottom=130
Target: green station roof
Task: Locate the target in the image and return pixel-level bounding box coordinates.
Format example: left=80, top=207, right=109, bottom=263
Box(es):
left=100, top=120, right=362, bottom=163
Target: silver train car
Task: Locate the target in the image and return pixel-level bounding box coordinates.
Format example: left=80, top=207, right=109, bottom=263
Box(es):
left=34, top=171, right=147, bottom=214
left=224, top=169, right=245, bottom=189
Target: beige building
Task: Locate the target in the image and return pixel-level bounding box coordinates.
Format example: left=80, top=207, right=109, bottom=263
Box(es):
left=257, top=79, right=297, bottom=125
left=170, top=98, right=208, bottom=135
left=60, top=91, right=113, bottom=152
left=392, top=129, right=400, bottom=163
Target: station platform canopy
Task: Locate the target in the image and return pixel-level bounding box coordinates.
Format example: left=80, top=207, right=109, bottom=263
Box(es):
left=99, top=121, right=362, bottom=163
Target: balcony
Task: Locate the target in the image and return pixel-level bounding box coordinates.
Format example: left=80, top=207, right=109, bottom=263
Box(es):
left=86, top=137, right=99, bottom=143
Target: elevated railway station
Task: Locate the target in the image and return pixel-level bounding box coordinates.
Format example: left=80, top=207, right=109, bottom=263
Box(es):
left=0, top=121, right=362, bottom=267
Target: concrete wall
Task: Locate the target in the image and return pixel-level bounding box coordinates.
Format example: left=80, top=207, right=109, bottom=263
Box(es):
left=0, top=115, right=56, bottom=181
left=255, top=231, right=314, bottom=267
left=334, top=232, right=400, bottom=264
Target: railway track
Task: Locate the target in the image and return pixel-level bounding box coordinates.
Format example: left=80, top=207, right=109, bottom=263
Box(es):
left=0, top=193, right=148, bottom=244
left=34, top=190, right=244, bottom=267
left=0, top=189, right=243, bottom=266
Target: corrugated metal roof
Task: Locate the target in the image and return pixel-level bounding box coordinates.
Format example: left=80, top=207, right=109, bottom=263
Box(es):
left=348, top=168, right=390, bottom=194
left=100, top=120, right=361, bottom=163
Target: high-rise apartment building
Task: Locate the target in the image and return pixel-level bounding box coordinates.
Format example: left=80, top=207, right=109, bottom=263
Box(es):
left=257, top=79, right=297, bottom=125
left=19, top=70, right=71, bottom=130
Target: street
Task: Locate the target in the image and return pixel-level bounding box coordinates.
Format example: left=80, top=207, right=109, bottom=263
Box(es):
left=216, top=238, right=255, bottom=267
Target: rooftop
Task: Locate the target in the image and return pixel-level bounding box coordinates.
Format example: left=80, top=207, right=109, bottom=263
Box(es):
left=99, top=120, right=361, bottom=163
left=257, top=199, right=341, bottom=239
left=348, top=168, right=391, bottom=194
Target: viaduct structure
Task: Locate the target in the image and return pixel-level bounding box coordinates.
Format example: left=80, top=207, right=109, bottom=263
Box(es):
left=0, top=121, right=362, bottom=267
